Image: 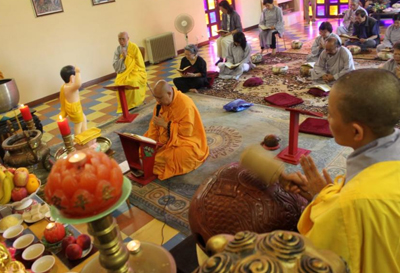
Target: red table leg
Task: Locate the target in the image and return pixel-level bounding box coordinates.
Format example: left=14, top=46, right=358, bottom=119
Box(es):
left=277, top=111, right=311, bottom=165
left=116, top=87, right=138, bottom=123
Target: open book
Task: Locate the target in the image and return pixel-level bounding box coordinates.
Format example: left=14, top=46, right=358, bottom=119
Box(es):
left=310, top=84, right=331, bottom=92
left=217, top=29, right=229, bottom=34
left=259, top=24, right=273, bottom=31
left=177, top=66, right=196, bottom=74
left=302, top=62, right=315, bottom=68
left=339, top=34, right=359, bottom=41
left=122, top=133, right=157, bottom=144
left=224, top=62, right=241, bottom=69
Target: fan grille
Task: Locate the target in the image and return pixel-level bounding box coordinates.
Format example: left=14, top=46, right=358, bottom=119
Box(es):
left=174, top=13, right=195, bottom=34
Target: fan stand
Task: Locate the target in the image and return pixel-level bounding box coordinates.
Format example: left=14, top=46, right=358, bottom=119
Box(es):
left=185, top=34, right=189, bottom=45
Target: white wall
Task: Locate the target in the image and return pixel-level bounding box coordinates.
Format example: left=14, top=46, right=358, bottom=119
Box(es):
left=0, top=0, right=208, bottom=104
left=236, top=0, right=262, bottom=28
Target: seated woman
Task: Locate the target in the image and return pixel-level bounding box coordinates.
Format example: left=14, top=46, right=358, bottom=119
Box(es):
left=215, top=0, right=243, bottom=65
left=307, top=22, right=342, bottom=62
left=377, top=13, right=400, bottom=52
left=218, top=32, right=255, bottom=80
left=259, top=0, right=284, bottom=56
left=173, top=44, right=208, bottom=93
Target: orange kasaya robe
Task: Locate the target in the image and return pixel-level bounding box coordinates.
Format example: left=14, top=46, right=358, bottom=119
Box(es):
left=144, top=89, right=209, bottom=180
left=114, top=41, right=147, bottom=113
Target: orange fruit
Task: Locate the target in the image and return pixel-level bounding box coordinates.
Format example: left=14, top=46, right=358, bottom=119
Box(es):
left=26, top=174, right=40, bottom=194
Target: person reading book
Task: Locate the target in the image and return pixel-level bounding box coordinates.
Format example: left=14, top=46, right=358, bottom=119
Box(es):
left=218, top=32, right=255, bottom=80
left=59, top=65, right=87, bottom=135
left=307, top=22, right=342, bottom=62
left=344, top=9, right=380, bottom=50
left=173, top=44, right=208, bottom=93
left=336, top=0, right=366, bottom=36
left=215, top=1, right=243, bottom=66
left=311, top=37, right=355, bottom=83
left=380, top=41, right=400, bottom=78
left=258, top=0, right=284, bottom=56
left=376, top=13, right=400, bottom=52
left=144, top=80, right=209, bottom=180
left=281, top=69, right=400, bottom=273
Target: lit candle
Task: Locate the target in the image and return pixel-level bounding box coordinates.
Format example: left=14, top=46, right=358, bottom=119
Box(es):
left=127, top=240, right=141, bottom=254
left=57, top=115, right=71, bottom=136
left=19, top=104, right=33, bottom=121
left=46, top=223, right=55, bottom=230
left=68, top=152, right=87, bottom=167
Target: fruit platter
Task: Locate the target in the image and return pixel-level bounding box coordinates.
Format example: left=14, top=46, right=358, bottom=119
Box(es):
left=0, top=165, right=41, bottom=208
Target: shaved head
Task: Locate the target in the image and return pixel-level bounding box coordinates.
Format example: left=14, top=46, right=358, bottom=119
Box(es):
left=153, top=80, right=174, bottom=105
left=118, top=32, right=129, bottom=47
left=325, top=37, right=340, bottom=55
left=332, top=69, right=400, bottom=137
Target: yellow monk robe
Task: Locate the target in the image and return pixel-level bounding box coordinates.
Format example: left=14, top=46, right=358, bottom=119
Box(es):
left=114, top=41, right=147, bottom=113
left=59, top=85, right=84, bottom=123
left=298, top=161, right=400, bottom=273
left=145, top=88, right=209, bottom=180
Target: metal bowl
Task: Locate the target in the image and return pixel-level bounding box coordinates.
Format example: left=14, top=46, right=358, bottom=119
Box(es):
left=0, top=79, right=20, bottom=113
left=54, top=136, right=112, bottom=160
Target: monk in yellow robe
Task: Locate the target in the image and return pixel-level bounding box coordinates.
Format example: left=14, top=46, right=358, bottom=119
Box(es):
left=113, top=32, right=147, bottom=113
left=282, top=69, right=400, bottom=273
left=145, top=80, right=209, bottom=180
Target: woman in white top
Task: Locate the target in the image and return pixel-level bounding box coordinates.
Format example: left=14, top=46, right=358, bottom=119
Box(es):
left=215, top=1, right=243, bottom=65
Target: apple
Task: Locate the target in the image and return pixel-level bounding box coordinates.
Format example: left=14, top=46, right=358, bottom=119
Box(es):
left=62, top=236, right=76, bottom=252
left=66, top=244, right=82, bottom=260
left=76, top=234, right=91, bottom=251
left=11, top=187, right=28, bottom=202
left=13, top=168, right=29, bottom=187
left=7, top=168, right=16, bottom=174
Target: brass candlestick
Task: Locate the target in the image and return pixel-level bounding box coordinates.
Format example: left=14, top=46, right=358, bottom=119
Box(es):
left=87, top=214, right=131, bottom=273
left=62, top=133, right=76, bottom=154
left=25, top=118, right=36, bottom=130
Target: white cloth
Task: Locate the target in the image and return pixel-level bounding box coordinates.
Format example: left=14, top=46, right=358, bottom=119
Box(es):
left=216, top=35, right=234, bottom=59
left=311, top=46, right=355, bottom=81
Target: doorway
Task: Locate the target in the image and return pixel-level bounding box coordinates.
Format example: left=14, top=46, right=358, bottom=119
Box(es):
left=204, top=0, right=235, bottom=39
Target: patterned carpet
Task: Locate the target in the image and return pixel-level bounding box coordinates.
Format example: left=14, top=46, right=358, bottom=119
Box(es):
left=199, top=52, right=385, bottom=116
left=97, top=93, right=350, bottom=235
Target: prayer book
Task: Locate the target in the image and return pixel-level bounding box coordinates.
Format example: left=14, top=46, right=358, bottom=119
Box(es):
left=339, top=34, right=359, bottom=41
left=177, top=66, right=196, bottom=74
left=224, top=62, right=241, bottom=69
left=122, top=133, right=157, bottom=144
left=302, top=62, right=315, bottom=68
left=217, top=29, right=229, bottom=34
left=259, top=24, right=273, bottom=30
left=309, top=84, right=331, bottom=92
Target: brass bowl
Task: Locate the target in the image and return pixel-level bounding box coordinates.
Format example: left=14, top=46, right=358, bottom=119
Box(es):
left=55, top=136, right=112, bottom=160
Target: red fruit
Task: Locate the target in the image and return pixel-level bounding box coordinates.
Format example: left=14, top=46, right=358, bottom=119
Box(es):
left=76, top=234, right=91, bottom=250
left=62, top=236, right=76, bottom=252
left=43, top=223, right=66, bottom=244
left=66, top=244, right=82, bottom=260
left=13, top=168, right=29, bottom=187
left=11, top=187, right=28, bottom=201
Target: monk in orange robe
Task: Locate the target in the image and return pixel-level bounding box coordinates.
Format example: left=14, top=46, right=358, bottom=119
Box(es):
left=145, top=80, right=209, bottom=180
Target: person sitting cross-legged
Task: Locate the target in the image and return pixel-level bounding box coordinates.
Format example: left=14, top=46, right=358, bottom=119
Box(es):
left=377, top=13, right=400, bottom=52
left=379, top=41, right=400, bottom=78
left=344, top=9, right=380, bottom=50
left=173, top=44, right=208, bottom=94
left=311, top=37, right=355, bottom=83
left=218, top=32, right=255, bottom=80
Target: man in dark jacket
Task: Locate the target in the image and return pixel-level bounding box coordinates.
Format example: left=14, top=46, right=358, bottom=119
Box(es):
left=345, top=9, right=380, bottom=50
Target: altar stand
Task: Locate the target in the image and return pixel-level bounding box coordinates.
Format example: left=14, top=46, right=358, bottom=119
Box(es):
left=277, top=108, right=324, bottom=165
left=104, top=85, right=139, bottom=123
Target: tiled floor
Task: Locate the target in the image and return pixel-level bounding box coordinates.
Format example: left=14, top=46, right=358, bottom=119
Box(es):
left=30, top=19, right=340, bottom=253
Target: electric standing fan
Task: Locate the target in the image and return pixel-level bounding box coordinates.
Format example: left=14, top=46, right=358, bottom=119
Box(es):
left=174, top=13, right=195, bottom=45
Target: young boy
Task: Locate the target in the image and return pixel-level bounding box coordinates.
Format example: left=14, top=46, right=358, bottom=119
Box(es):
left=59, top=65, right=87, bottom=135
left=380, top=41, right=400, bottom=78
left=282, top=69, right=400, bottom=273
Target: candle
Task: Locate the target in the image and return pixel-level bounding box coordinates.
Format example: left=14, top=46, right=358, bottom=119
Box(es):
left=19, top=104, right=32, bottom=121
left=68, top=152, right=87, bottom=167
left=57, top=115, right=71, bottom=136
left=46, top=223, right=55, bottom=230
left=127, top=240, right=141, bottom=254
